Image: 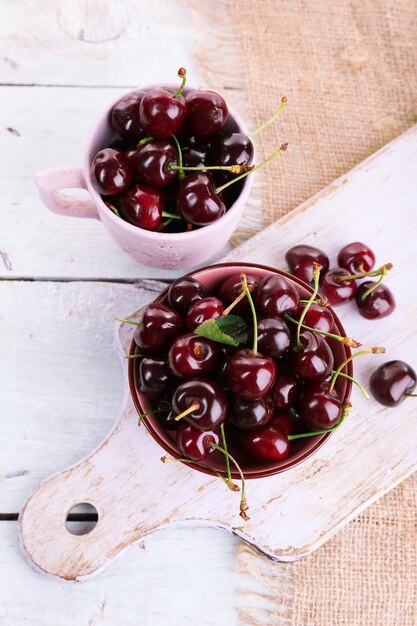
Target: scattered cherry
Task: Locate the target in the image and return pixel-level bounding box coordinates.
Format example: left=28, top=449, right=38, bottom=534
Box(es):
left=338, top=242, right=375, bottom=273
left=229, top=395, right=274, bottom=430
left=285, top=244, right=329, bottom=284
left=185, top=296, right=224, bottom=331
left=134, top=303, right=183, bottom=353
left=168, top=276, right=208, bottom=314
left=321, top=268, right=357, bottom=305
left=355, top=281, right=396, bottom=320
left=240, top=417, right=290, bottom=462
left=168, top=333, right=218, bottom=378
left=119, top=183, right=166, bottom=231
left=370, top=360, right=416, bottom=406
left=177, top=422, right=220, bottom=461
left=91, top=148, right=133, bottom=196
left=172, top=378, right=228, bottom=430
left=111, top=90, right=146, bottom=142
left=185, top=90, right=229, bottom=138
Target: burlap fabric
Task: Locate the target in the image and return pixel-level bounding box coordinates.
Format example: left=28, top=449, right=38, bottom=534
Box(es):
left=192, top=1, right=417, bottom=623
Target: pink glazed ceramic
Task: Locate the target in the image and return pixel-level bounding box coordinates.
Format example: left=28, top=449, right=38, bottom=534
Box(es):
left=35, top=84, right=254, bottom=269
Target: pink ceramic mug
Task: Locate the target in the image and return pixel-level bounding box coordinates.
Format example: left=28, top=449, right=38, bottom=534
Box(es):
left=35, top=84, right=254, bottom=270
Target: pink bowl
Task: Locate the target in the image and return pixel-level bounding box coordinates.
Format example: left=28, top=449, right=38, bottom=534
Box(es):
left=128, top=262, right=353, bottom=479
left=35, top=84, right=254, bottom=270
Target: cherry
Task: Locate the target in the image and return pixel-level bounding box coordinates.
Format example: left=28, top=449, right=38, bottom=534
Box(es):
left=154, top=399, right=180, bottom=430
left=338, top=242, right=376, bottom=273
left=240, top=417, right=290, bottom=462
left=356, top=281, right=396, bottom=320
left=227, top=349, right=277, bottom=400
left=229, top=395, right=274, bottom=430
left=172, top=379, right=228, bottom=430
left=370, top=360, right=417, bottom=406
left=134, top=303, right=183, bottom=353
left=254, top=317, right=290, bottom=358
left=175, top=172, right=225, bottom=225
left=256, top=274, right=300, bottom=318
left=177, top=422, right=220, bottom=461
left=119, top=183, right=166, bottom=231
left=167, top=276, right=208, bottom=314
left=111, top=90, right=146, bottom=142
left=293, top=303, right=333, bottom=333
left=185, top=296, right=224, bottom=331
left=299, top=381, right=342, bottom=430
left=285, top=244, right=329, bottom=284
left=182, top=144, right=209, bottom=168
left=270, top=368, right=300, bottom=410
left=91, top=148, right=133, bottom=196
left=129, top=139, right=178, bottom=187
left=137, top=357, right=171, bottom=398
left=168, top=333, right=218, bottom=378
left=139, top=68, right=187, bottom=138
left=210, top=133, right=254, bottom=171
left=321, top=268, right=357, bottom=305
left=184, top=90, right=229, bottom=138
left=272, top=412, right=294, bottom=435
left=288, top=330, right=334, bottom=381
left=219, top=274, right=258, bottom=317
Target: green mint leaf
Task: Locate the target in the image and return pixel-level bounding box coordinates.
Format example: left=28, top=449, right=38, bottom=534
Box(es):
left=194, top=314, right=248, bottom=347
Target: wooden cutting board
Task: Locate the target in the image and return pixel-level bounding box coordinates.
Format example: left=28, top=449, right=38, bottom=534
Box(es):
left=19, top=124, right=417, bottom=581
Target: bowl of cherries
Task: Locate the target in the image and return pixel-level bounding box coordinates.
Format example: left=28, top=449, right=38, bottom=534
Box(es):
left=125, top=262, right=359, bottom=517
left=36, top=68, right=287, bottom=270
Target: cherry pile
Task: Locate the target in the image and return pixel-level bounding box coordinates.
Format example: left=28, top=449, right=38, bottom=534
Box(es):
left=286, top=241, right=396, bottom=320
left=91, top=68, right=288, bottom=233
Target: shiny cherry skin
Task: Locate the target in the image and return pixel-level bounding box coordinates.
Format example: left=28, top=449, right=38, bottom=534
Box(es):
left=338, top=242, right=376, bottom=273
left=91, top=148, right=133, bottom=196
left=137, top=357, right=171, bottom=398
left=134, top=304, right=183, bottom=353
left=119, top=183, right=165, bottom=231
left=288, top=330, right=334, bottom=381
left=293, top=303, right=334, bottom=333
left=182, top=144, right=209, bottom=168
left=167, top=277, right=208, bottom=314
left=299, top=381, right=342, bottom=430
left=172, top=379, right=228, bottom=430
left=154, top=399, right=180, bottom=430
left=370, top=360, right=417, bottom=406
left=177, top=423, right=220, bottom=461
left=227, top=349, right=277, bottom=400
left=168, top=333, right=218, bottom=378
left=185, top=296, right=223, bottom=331
left=272, top=412, right=294, bottom=435
left=129, top=139, right=177, bottom=187
left=229, top=395, right=274, bottom=430
left=256, top=275, right=300, bottom=318
left=270, top=369, right=300, bottom=410
left=139, top=87, right=186, bottom=138
left=240, top=417, right=290, bottom=462
left=210, top=133, right=254, bottom=168
left=219, top=274, right=258, bottom=317
left=321, top=268, right=357, bottom=305
left=111, top=90, right=146, bottom=142
left=355, top=281, right=396, bottom=320
left=254, top=318, right=290, bottom=358
left=184, top=90, right=229, bottom=138
left=176, top=172, right=226, bottom=225
left=285, top=244, right=329, bottom=284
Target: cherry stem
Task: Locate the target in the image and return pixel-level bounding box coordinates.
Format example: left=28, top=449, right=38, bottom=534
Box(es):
left=174, top=402, right=200, bottom=422
left=296, top=263, right=320, bottom=348
left=162, top=218, right=173, bottom=228
left=124, top=354, right=144, bottom=359
left=249, top=96, right=287, bottom=139
left=331, top=370, right=370, bottom=400
left=173, top=67, right=187, bottom=98
left=406, top=393, right=417, bottom=397
left=161, top=210, right=181, bottom=220
left=328, top=347, right=386, bottom=395
left=137, top=408, right=162, bottom=426
left=115, top=317, right=141, bottom=326
left=215, top=143, right=288, bottom=195
left=222, top=285, right=254, bottom=316
left=171, top=134, right=185, bottom=182
left=360, top=271, right=385, bottom=302
left=105, top=202, right=120, bottom=217
left=209, top=443, right=249, bottom=521
left=160, top=456, right=239, bottom=490
left=337, top=263, right=393, bottom=282
left=284, top=314, right=361, bottom=348
left=288, top=403, right=352, bottom=440
left=138, top=136, right=154, bottom=147
left=241, top=273, right=258, bottom=354
left=220, top=424, right=232, bottom=487
left=300, top=297, right=328, bottom=307
left=168, top=163, right=252, bottom=174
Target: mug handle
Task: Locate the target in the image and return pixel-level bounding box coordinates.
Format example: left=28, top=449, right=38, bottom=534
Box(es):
left=35, top=166, right=99, bottom=219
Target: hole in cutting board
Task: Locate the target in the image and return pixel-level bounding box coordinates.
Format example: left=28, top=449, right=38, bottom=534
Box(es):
left=65, top=502, right=98, bottom=536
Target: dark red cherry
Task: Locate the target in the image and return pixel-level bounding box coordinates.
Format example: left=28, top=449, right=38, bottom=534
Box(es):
left=139, top=87, right=186, bottom=138
left=288, top=330, right=334, bottom=381
left=210, top=133, right=254, bottom=169
left=272, top=412, right=294, bottom=435
left=134, top=303, right=183, bottom=353
left=227, top=348, right=277, bottom=400
left=370, top=360, right=416, bottom=406
left=185, top=296, right=223, bottom=331
left=256, top=275, right=300, bottom=318
left=229, top=395, right=274, bottom=430
left=137, top=357, right=171, bottom=398
left=129, top=139, right=177, bottom=187
left=154, top=399, right=180, bottom=430
left=321, top=268, right=357, bottom=305
left=176, top=172, right=226, bottom=225
left=299, top=381, right=342, bottom=430
left=168, top=333, right=218, bottom=378
left=355, top=281, right=396, bottom=320
left=111, top=90, right=146, bottom=142
left=338, top=242, right=376, bottom=273
left=182, top=144, right=209, bottom=168
left=91, top=148, right=133, bottom=196
left=285, top=244, right=329, bottom=284
left=185, top=90, right=229, bottom=138
left=177, top=423, right=220, bottom=461
left=293, top=303, right=334, bottom=333
left=167, top=276, right=208, bottom=314
left=172, top=379, right=228, bottom=430
left=219, top=274, right=258, bottom=317
left=119, top=183, right=165, bottom=231
left=270, top=369, right=300, bottom=410
left=254, top=317, right=290, bottom=358
left=240, top=417, right=290, bottom=462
